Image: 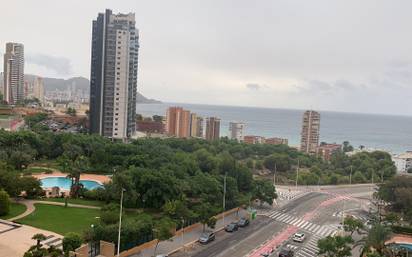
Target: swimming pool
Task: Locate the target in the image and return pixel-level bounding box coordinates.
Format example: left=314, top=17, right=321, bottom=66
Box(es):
left=40, top=177, right=103, bottom=190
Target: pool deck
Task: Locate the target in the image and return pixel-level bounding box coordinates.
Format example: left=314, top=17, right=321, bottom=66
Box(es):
left=33, top=172, right=111, bottom=185
left=386, top=234, right=412, bottom=245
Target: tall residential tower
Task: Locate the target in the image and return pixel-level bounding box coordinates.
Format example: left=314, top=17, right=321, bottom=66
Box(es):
left=229, top=122, right=245, bottom=142
left=3, top=43, right=24, bottom=105
left=205, top=117, right=220, bottom=141
left=166, top=106, right=191, bottom=138
left=89, top=9, right=139, bottom=139
left=300, top=110, right=320, bottom=154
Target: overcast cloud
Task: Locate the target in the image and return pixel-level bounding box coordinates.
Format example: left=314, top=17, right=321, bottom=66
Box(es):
left=1, top=0, right=411, bottom=115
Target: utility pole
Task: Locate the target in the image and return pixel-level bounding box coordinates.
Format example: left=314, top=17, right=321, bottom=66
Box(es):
left=349, top=165, right=353, bottom=185
left=295, top=159, right=300, bottom=189
left=222, top=172, right=227, bottom=226
left=273, top=164, right=277, bottom=187
left=341, top=198, right=346, bottom=229
left=181, top=218, right=185, bottom=252
left=117, top=188, right=125, bottom=257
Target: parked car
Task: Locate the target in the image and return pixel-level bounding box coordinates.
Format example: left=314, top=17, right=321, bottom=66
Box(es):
left=292, top=232, right=305, bottom=242
left=199, top=232, right=215, bottom=244
left=237, top=217, right=250, bottom=227
left=156, top=255, right=169, bottom=257
left=225, top=222, right=239, bottom=232
left=278, top=249, right=294, bottom=257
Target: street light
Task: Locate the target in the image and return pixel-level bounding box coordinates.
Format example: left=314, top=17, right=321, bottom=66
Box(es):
left=117, top=188, right=125, bottom=257
left=222, top=172, right=227, bottom=226
left=349, top=165, right=353, bottom=185
left=181, top=218, right=185, bottom=252
left=295, top=159, right=300, bottom=189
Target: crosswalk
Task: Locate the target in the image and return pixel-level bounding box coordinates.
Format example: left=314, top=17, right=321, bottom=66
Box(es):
left=277, top=190, right=308, bottom=201
left=295, top=235, right=321, bottom=257
left=41, top=234, right=63, bottom=249
left=267, top=211, right=338, bottom=237
left=332, top=211, right=368, bottom=222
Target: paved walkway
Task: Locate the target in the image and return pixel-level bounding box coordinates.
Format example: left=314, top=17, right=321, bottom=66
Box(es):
left=9, top=199, right=101, bottom=221
left=129, top=209, right=248, bottom=257
left=0, top=222, right=62, bottom=257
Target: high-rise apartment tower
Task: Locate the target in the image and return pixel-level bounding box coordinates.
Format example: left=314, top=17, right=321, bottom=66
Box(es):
left=3, top=43, right=24, bottom=105
left=205, top=117, right=220, bottom=141
left=190, top=113, right=204, bottom=138
left=300, top=110, right=320, bottom=154
left=229, top=122, right=245, bottom=142
left=89, top=9, right=139, bottom=139
left=166, top=106, right=191, bottom=138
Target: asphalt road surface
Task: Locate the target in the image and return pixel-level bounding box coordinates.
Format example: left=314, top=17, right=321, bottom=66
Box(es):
left=171, top=184, right=374, bottom=257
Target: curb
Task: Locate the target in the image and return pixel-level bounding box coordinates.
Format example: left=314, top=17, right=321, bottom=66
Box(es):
left=167, top=226, right=228, bottom=256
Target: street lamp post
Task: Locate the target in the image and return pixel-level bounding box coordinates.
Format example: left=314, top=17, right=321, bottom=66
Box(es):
left=181, top=218, right=185, bottom=252
left=349, top=165, right=353, bottom=185
left=295, top=160, right=300, bottom=189
left=117, top=188, right=125, bottom=257
left=222, top=172, right=227, bottom=226
left=273, top=164, right=277, bottom=187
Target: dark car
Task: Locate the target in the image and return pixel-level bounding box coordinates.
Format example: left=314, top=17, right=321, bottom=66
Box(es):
left=199, top=232, right=215, bottom=244
left=225, top=222, right=239, bottom=232
left=237, top=217, right=250, bottom=227
left=278, top=249, right=294, bottom=257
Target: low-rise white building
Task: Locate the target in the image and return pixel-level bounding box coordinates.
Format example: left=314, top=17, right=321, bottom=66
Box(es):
left=393, top=152, right=412, bottom=174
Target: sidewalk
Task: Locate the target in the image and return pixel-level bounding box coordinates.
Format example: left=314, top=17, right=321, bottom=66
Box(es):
left=129, top=208, right=248, bottom=257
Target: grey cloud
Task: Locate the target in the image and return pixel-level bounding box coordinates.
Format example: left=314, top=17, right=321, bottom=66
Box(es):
left=26, top=53, right=72, bottom=76
left=246, top=83, right=262, bottom=90
left=295, top=79, right=365, bottom=95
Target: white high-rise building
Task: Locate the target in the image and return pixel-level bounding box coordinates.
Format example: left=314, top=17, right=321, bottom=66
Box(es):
left=3, top=43, right=24, bottom=105
left=33, top=77, right=45, bottom=105
left=89, top=9, right=139, bottom=139
left=229, top=122, right=245, bottom=142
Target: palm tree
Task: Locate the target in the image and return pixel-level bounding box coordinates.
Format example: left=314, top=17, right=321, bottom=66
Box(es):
left=32, top=233, right=47, bottom=250
left=67, top=156, right=88, bottom=198
left=354, top=224, right=392, bottom=256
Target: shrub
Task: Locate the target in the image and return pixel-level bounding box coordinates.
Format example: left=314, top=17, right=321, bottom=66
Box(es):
left=62, top=232, right=82, bottom=254
left=0, top=190, right=11, bottom=216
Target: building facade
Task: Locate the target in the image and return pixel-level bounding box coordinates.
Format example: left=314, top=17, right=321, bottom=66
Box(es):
left=166, top=106, right=191, bottom=138
left=3, top=43, right=25, bottom=105
left=205, top=117, right=220, bottom=141
left=300, top=110, right=320, bottom=154
left=244, top=135, right=265, bottom=144
left=89, top=9, right=139, bottom=139
left=33, top=77, right=45, bottom=105
left=190, top=113, right=203, bottom=138
left=229, top=122, right=245, bottom=142
left=393, top=152, right=412, bottom=174
left=265, top=137, right=288, bottom=145
left=317, top=143, right=342, bottom=161
left=136, top=120, right=164, bottom=134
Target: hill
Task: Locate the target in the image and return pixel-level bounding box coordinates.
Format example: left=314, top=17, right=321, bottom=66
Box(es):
left=24, top=74, right=161, bottom=104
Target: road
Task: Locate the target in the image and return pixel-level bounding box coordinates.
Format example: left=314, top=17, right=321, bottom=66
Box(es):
left=171, top=184, right=374, bottom=257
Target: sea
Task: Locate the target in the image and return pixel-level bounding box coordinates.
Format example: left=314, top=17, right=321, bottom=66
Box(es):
left=136, top=103, right=412, bottom=154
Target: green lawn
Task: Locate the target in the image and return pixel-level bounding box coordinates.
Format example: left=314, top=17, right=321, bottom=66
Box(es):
left=0, top=202, right=27, bottom=220
left=23, top=167, right=54, bottom=174
left=16, top=203, right=101, bottom=235
left=39, top=198, right=105, bottom=207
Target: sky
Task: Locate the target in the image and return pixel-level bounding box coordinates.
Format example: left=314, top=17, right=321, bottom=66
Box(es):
left=1, top=0, right=412, bottom=115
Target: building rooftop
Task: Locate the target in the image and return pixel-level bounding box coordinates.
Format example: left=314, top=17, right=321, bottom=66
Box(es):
left=395, top=152, right=412, bottom=159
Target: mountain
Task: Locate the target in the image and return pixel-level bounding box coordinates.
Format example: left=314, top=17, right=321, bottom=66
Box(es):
left=24, top=74, right=161, bottom=104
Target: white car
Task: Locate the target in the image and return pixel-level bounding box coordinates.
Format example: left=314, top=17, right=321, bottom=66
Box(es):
left=293, top=233, right=305, bottom=242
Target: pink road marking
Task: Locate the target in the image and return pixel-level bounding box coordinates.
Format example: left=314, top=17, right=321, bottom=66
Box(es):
left=248, top=194, right=349, bottom=257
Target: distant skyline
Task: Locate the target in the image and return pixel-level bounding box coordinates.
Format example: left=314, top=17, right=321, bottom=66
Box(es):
left=1, top=0, right=412, bottom=115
